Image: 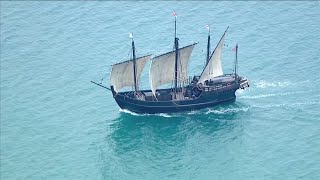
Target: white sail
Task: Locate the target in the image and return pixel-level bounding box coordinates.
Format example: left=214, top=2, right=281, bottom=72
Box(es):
left=110, top=54, right=151, bottom=92
left=149, top=43, right=197, bottom=95
left=198, top=29, right=227, bottom=84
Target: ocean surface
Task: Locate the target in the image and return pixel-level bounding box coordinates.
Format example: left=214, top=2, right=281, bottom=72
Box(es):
left=1, top=1, right=320, bottom=179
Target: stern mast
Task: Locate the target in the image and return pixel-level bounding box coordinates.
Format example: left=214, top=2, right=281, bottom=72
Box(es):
left=206, top=25, right=211, bottom=64
left=234, top=44, right=238, bottom=82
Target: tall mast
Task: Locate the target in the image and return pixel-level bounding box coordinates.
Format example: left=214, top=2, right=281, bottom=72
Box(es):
left=173, top=12, right=179, bottom=95
left=235, top=44, right=238, bottom=81
left=130, top=33, right=138, bottom=92
left=206, top=25, right=211, bottom=64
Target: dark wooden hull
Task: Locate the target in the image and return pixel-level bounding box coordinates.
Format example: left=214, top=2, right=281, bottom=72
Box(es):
left=112, top=84, right=239, bottom=114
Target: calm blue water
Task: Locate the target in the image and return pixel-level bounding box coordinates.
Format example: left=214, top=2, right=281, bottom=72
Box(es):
left=1, top=1, right=320, bottom=179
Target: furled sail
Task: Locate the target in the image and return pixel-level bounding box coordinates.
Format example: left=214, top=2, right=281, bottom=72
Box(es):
left=198, top=27, right=228, bottom=85
left=149, top=43, right=197, bottom=95
left=110, top=54, right=151, bottom=92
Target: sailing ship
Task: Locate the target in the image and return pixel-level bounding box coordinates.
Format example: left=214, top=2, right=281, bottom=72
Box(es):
left=91, top=15, right=249, bottom=114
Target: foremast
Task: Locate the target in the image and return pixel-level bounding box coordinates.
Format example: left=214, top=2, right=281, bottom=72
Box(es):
left=130, top=33, right=138, bottom=92
left=109, top=33, right=151, bottom=93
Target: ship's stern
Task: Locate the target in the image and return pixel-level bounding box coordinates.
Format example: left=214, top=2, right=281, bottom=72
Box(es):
left=238, top=76, right=249, bottom=89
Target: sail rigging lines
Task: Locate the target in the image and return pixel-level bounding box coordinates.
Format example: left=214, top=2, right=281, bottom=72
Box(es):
left=208, top=26, right=229, bottom=66
left=151, top=43, right=198, bottom=61
left=112, top=54, right=152, bottom=66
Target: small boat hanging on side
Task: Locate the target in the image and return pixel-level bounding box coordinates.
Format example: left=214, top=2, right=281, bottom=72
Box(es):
left=91, top=13, right=249, bottom=114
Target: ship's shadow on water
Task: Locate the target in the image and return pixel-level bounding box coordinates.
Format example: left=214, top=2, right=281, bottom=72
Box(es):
left=97, top=102, right=250, bottom=179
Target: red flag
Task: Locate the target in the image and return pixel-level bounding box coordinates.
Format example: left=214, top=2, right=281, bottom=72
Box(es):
left=232, top=46, right=237, bottom=52
left=172, top=12, right=177, bottom=17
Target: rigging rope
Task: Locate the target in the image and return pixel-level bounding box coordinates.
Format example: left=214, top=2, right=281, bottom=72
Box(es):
left=100, top=71, right=109, bottom=84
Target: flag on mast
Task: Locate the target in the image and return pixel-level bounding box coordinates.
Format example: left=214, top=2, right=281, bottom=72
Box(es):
left=172, top=11, right=177, bottom=17
left=232, top=46, right=237, bottom=52
left=206, top=24, right=210, bottom=31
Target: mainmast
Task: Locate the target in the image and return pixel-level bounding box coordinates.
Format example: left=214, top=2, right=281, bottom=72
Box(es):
left=206, top=25, right=211, bottom=64
left=130, top=33, right=138, bottom=92
left=173, top=12, right=179, bottom=95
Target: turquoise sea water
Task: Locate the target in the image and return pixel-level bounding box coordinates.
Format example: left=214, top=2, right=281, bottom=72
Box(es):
left=1, top=1, right=320, bottom=179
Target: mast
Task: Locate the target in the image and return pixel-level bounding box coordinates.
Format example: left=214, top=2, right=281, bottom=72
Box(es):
left=130, top=33, right=138, bottom=92
left=199, top=26, right=229, bottom=79
left=149, top=43, right=197, bottom=96
left=173, top=12, right=179, bottom=95
left=206, top=25, right=210, bottom=64
left=235, top=44, right=238, bottom=82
